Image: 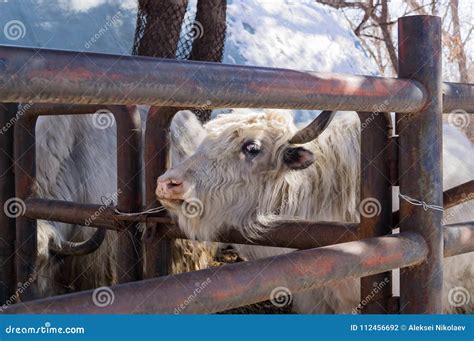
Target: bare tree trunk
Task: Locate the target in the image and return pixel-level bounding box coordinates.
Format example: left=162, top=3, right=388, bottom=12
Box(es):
left=450, top=0, right=468, bottom=82
left=378, top=0, right=397, bottom=73
left=189, top=0, right=226, bottom=62
left=133, top=0, right=188, bottom=58
left=189, top=0, right=227, bottom=122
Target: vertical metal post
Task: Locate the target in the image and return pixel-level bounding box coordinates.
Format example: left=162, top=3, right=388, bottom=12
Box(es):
left=398, top=15, right=443, bottom=313
left=14, top=115, right=39, bottom=301
left=357, top=112, right=393, bottom=313
left=143, top=107, right=175, bottom=278
left=113, top=106, right=143, bottom=283
left=0, top=103, right=18, bottom=305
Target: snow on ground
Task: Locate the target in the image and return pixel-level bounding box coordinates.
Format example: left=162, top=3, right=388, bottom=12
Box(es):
left=224, top=1, right=376, bottom=75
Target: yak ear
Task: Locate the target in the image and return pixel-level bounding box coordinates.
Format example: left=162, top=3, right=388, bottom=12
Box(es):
left=170, top=110, right=207, bottom=165
left=282, top=146, right=315, bottom=170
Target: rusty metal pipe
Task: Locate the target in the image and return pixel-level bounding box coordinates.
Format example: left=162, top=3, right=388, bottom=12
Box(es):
left=24, top=198, right=124, bottom=230
left=26, top=180, right=472, bottom=235
left=21, top=103, right=105, bottom=116
left=357, top=112, right=393, bottom=313
left=23, top=198, right=359, bottom=249
left=2, top=232, right=427, bottom=314
left=161, top=221, right=473, bottom=257
left=143, top=107, right=175, bottom=278
left=0, top=103, right=18, bottom=305
left=24, top=197, right=171, bottom=228
left=113, top=105, right=143, bottom=283
left=158, top=221, right=360, bottom=249
left=443, top=82, right=474, bottom=113
left=23, top=197, right=474, bottom=257
left=0, top=45, right=427, bottom=113
left=443, top=222, right=474, bottom=257
left=443, top=180, right=474, bottom=210
left=397, top=15, right=443, bottom=314
left=14, top=115, right=39, bottom=301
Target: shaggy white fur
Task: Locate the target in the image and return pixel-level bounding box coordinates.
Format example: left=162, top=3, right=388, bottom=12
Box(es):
left=34, top=114, right=215, bottom=298
left=35, top=115, right=119, bottom=295
left=162, top=109, right=474, bottom=314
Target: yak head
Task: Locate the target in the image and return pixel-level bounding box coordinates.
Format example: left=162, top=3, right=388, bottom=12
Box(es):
left=155, top=110, right=334, bottom=241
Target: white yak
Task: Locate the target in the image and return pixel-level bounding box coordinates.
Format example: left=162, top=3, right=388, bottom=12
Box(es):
left=33, top=114, right=214, bottom=298
left=156, top=109, right=474, bottom=314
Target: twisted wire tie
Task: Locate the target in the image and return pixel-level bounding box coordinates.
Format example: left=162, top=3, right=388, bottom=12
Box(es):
left=100, top=195, right=167, bottom=216
left=399, top=193, right=444, bottom=212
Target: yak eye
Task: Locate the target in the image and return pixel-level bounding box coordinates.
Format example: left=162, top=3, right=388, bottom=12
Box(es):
left=242, top=140, right=261, bottom=157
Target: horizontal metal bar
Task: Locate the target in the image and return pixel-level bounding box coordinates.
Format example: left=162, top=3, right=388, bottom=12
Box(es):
left=23, top=198, right=170, bottom=230
left=24, top=198, right=359, bottom=248
left=156, top=220, right=359, bottom=249
left=22, top=103, right=105, bottom=116
left=25, top=198, right=474, bottom=252
left=443, top=82, right=474, bottom=113
left=443, top=222, right=474, bottom=257
left=20, top=104, right=146, bottom=118
left=29, top=178, right=474, bottom=241
left=160, top=221, right=473, bottom=257
left=443, top=180, right=474, bottom=210
left=2, top=232, right=427, bottom=314
left=0, top=45, right=426, bottom=113
left=24, top=198, right=473, bottom=257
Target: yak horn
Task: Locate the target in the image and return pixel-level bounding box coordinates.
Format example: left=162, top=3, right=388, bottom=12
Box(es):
left=289, top=111, right=336, bottom=144
left=49, top=228, right=107, bottom=257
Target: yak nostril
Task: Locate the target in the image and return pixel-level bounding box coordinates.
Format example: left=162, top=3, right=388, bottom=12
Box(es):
left=156, top=177, right=185, bottom=199
left=167, top=181, right=182, bottom=189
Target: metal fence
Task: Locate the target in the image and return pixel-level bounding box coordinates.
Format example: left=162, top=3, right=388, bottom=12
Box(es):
left=0, top=15, right=473, bottom=314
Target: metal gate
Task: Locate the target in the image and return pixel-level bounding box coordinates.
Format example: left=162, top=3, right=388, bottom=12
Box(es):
left=0, top=15, right=473, bottom=314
